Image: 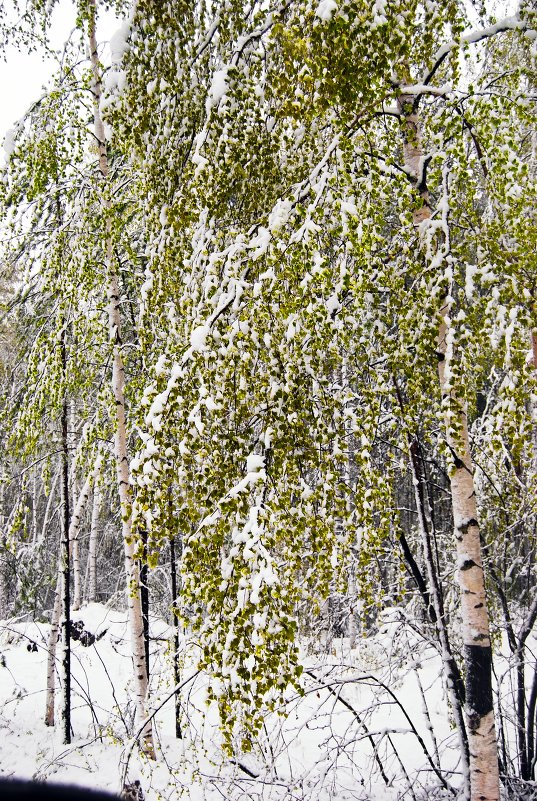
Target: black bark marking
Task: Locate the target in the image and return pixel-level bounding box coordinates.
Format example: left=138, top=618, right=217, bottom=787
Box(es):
left=465, top=644, right=493, bottom=720
left=460, top=559, right=477, bottom=571
left=459, top=518, right=479, bottom=535
left=398, top=530, right=435, bottom=621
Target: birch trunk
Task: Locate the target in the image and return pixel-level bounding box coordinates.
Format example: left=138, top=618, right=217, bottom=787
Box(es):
left=170, top=535, right=182, bottom=739
left=525, top=327, right=537, bottom=776
left=40, top=470, right=59, bottom=546
left=0, top=465, right=7, bottom=618
left=88, top=2, right=154, bottom=757
left=31, top=464, right=38, bottom=545
left=44, top=570, right=61, bottom=728
left=44, top=462, right=96, bottom=728
left=139, top=547, right=150, bottom=684
left=393, top=379, right=469, bottom=785
left=71, top=410, right=82, bottom=612
left=398, top=92, right=499, bottom=801
left=341, top=360, right=358, bottom=648
left=87, top=484, right=101, bottom=603
left=71, top=518, right=82, bottom=611
left=60, top=355, right=71, bottom=744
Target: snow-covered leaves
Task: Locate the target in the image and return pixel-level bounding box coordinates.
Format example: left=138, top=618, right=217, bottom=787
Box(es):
left=117, top=0, right=537, bottom=750
left=2, top=0, right=537, bottom=766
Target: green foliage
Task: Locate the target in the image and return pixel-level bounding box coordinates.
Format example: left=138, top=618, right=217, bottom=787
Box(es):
left=112, top=0, right=537, bottom=746
left=2, top=0, right=537, bottom=759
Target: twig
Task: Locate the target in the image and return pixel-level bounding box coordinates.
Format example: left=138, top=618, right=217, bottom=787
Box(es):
left=119, top=671, right=200, bottom=790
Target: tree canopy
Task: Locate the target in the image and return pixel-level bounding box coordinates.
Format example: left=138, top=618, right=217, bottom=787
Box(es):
left=0, top=2, right=536, bottom=799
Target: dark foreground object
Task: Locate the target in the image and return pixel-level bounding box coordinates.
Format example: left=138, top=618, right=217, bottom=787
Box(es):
left=0, top=779, right=120, bottom=800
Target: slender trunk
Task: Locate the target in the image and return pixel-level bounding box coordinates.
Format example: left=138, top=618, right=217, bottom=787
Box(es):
left=71, top=465, right=99, bottom=611
left=410, top=438, right=469, bottom=752
left=516, top=657, right=529, bottom=778
left=139, top=526, right=150, bottom=682
left=526, top=327, right=537, bottom=776
left=71, top=525, right=82, bottom=611
left=44, top=569, right=61, bottom=728
left=170, top=535, right=182, bottom=739
left=398, top=92, right=499, bottom=801
left=44, top=462, right=99, bottom=728
left=88, top=484, right=101, bottom=603
left=88, top=2, right=154, bottom=756
left=485, top=562, right=523, bottom=778
left=40, top=470, right=59, bottom=545
left=71, top=410, right=82, bottom=612
left=527, top=658, right=537, bottom=778
left=60, top=341, right=71, bottom=745
left=32, top=464, right=38, bottom=545
left=0, top=465, right=7, bottom=618
left=341, top=359, right=358, bottom=648
left=393, top=379, right=469, bottom=775
left=347, top=565, right=358, bottom=648
left=517, top=593, right=537, bottom=779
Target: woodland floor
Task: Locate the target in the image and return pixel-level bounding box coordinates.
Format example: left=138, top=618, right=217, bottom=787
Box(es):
left=0, top=603, right=531, bottom=800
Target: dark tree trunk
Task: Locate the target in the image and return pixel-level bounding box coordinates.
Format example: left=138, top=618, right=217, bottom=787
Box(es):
left=170, top=535, right=182, bottom=739
left=139, top=526, right=150, bottom=683
left=60, top=335, right=71, bottom=745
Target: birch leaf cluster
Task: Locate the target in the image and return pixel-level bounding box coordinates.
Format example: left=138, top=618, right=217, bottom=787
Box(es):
left=1, top=0, right=536, bottom=795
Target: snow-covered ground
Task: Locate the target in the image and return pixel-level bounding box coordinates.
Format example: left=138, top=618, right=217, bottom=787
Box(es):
left=0, top=604, right=466, bottom=800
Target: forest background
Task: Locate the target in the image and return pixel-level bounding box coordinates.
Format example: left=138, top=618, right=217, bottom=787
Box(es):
left=0, top=2, right=536, bottom=801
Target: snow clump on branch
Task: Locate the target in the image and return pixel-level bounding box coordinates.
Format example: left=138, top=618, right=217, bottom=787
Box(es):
left=315, top=0, right=338, bottom=21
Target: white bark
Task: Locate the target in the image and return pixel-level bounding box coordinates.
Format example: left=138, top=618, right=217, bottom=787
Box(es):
left=398, top=93, right=499, bottom=801
left=343, top=361, right=358, bottom=649
left=71, top=468, right=97, bottom=607
left=0, top=465, right=7, bottom=618
left=88, top=484, right=101, bottom=603
left=31, top=465, right=38, bottom=545
left=71, top=410, right=82, bottom=612
left=44, top=463, right=98, bottom=728
left=44, top=569, right=61, bottom=727
left=88, top=2, right=154, bottom=757
left=437, top=274, right=498, bottom=801
left=39, top=470, right=59, bottom=545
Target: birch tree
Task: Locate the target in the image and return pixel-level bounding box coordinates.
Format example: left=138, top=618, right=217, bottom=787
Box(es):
left=1, top=0, right=154, bottom=754
left=109, top=1, right=537, bottom=794
left=85, top=0, right=154, bottom=756
left=1, top=0, right=536, bottom=795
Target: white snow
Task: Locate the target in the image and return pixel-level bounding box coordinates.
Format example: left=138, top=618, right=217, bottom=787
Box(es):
left=340, top=199, right=359, bottom=217
left=249, top=226, right=271, bottom=259
left=326, top=292, right=340, bottom=315
left=190, top=324, right=211, bottom=352
left=0, top=595, right=528, bottom=799
left=372, top=0, right=387, bottom=25
left=154, top=355, right=167, bottom=376
left=206, top=67, right=229, bottom=111
left=399, top=83, right=451, bottom=96
left=102, top=68, right=127, bottom=102
left=109, top=22, right=131, bottom=66
left=246, top=453, right=265, bottom=473
left=465, top=262, right=478, bottom=299
left=316, top=0, right=338, bottom=21
left=268, top=198, right=293, bottom=233
left=3, top=127, right=17, bottom=157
